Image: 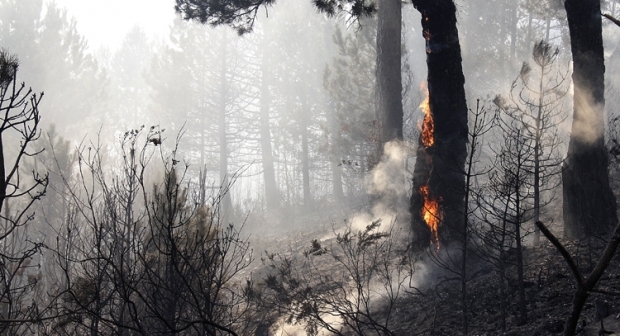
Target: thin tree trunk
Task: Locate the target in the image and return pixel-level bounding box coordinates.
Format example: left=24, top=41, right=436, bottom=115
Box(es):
left=533, top=62, right=545, bottom=247
left=545, top=16, right=551, bottom=43
left=0, top=133, right=5, bottom=214
left=219, top=31, right=232, bottom=223
left=509, top=0, right=517, bottom=69
left=499, top=195, right=511, bottom=332
left=515, top=136, right=527, bottom=325
left=498, top=1, right=507, bottom=81
left=525, top=7, right=533, bottom=59
left=514, top=131, right=527, bottom=325
left=328, top=99, right=345, bottom=203
left=300, top=96, right=311, bottom=210
left=515, top=214, right=527, bottom=325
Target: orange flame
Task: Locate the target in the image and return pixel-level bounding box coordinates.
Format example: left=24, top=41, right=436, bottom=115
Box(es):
left=418, top=83, right=434, bottom=147
left=419, top=185, right=441, bottom=250
left=418, top=82, right=440, bottom=249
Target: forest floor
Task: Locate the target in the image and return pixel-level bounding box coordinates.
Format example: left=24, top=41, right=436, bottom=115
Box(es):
left=389, top=238, right=620, bottom=336
left=247, top=212, right=620, bottom=336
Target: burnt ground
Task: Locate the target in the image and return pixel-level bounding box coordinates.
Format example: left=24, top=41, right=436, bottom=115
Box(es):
left=249, top=219, right=620, bottom=335
left=388, top=237, right=620, bottom=336
left=245, top=200, right=620, bottom=336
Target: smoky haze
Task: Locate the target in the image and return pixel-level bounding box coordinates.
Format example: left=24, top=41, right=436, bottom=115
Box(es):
left=1, top=0, right=620, bottom=335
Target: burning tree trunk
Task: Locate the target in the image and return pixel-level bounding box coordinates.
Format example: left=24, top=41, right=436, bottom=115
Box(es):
left=563, top=0, right=618, bottom=238
left=410, top=0, right=468, bottom=249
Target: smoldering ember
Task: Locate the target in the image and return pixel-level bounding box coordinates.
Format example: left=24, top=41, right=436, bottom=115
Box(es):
left=3, top=0, right=620, bottom=335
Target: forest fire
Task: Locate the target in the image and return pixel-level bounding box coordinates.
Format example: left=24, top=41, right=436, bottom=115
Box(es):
left=419, top=83, right=434, bottom=147
left=418, top=82, right=441, bottom=249
left=419, top=184, right=441, bottom=249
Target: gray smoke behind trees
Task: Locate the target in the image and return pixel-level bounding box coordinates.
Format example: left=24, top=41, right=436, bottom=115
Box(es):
left=0, top=2, right=609, bottom=243
left=3, top=0, right=620, bottom=334
left=0, top=0, right=609, bottom=249
left=0, top=0, right=614, bottom=237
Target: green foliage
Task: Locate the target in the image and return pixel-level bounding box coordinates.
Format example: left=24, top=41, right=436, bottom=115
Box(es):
left=175, top=0, right=373, bottom=34
left=175, top=0, right=276, bottom=34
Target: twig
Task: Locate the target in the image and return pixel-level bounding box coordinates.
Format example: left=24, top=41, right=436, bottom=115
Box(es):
left=603, top=13, right=620, bottom=28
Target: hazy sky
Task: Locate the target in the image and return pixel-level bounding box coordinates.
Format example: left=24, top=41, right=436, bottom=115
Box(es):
left=47, top=0, right=177, bottom=52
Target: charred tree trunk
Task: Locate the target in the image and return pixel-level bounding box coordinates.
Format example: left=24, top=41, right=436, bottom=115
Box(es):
left=410, top=0, right=468, bottom=249
left=0, top=134, right=5, bottom=215
left=411, top=138, right=432, bottom=246
left=563, top=0, right=618, bottom=238
left=376, top=0, right=403, bottom=144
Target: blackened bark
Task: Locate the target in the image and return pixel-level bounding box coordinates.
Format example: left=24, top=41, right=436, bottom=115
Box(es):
left=376, top=0, right=403, bottom=143
left=411, top=138, right=431, bottom=246
left=0, top=134, right=5, bottom=214
left=410, top=0, right=468, bottom=248
left=564, top=287, right=588, bottom=336
left=563, top=0, right=618, bottom=238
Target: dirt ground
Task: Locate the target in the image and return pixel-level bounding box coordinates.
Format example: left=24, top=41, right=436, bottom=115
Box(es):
left=249, top=209, right=620, bottom=335
left=387, top=238, right=620, bottom=336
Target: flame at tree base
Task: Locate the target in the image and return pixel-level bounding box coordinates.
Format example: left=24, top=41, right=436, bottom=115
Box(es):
left=419, top=184, right=442, bottom=251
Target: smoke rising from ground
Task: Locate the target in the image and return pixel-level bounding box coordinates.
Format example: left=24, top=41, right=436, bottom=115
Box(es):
left=357, top=140, right=412, bottom=230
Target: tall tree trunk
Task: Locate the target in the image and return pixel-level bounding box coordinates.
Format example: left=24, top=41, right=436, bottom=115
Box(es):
left=373, top=0, right=406, bottom=214
left=563, top=0, right=618, bottom=238
left=0, top=133, right=5, bottom=215
left=545, top=16, right=551, bottom=43
left=164, top=248, right=179, bottom=335
left=509, top=0, right=517, bottom=69
left=411, top=0, right=468, bottom=248
left=533, top=60, right=546, bottom=247
left=259, top=45, right=280, bottom=213
left=219, top=31, right=233, bottom=224
left=328, top=99, right=345, bottom=203
left=498, top=0, right=507, bottom=81
left=376, top=0, right=403, bottom=144
left=525, top=6, right=533, bottom=61
left=515, top=162, right=527, bottom=325
left=300, top=96, right=312, bottom=210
